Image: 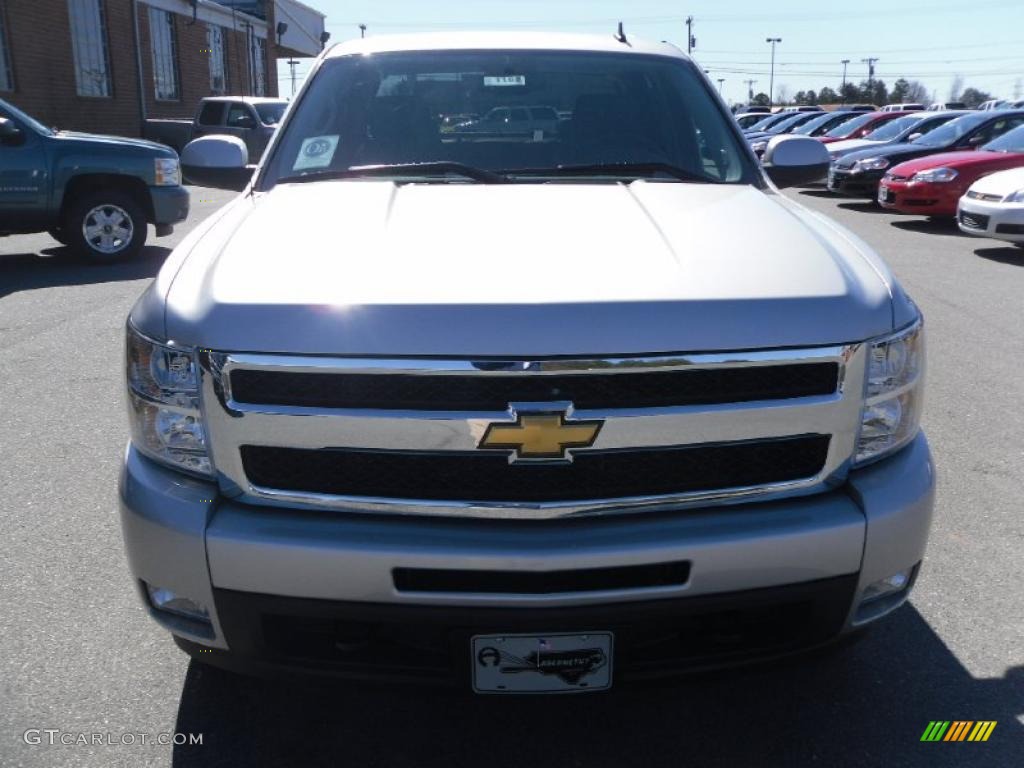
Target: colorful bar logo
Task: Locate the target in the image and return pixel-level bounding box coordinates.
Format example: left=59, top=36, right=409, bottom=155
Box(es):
left=921, top=721, right=997, bottom=742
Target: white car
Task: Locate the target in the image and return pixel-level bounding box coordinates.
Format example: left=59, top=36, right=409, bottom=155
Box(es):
left=881, top=103, right=925, bottom=112
left=957, top=167, right=1024, bottom=246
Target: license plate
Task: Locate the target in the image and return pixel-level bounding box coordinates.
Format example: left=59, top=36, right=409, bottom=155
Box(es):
left=878, top=186, right=889, bottom=203
left=471, top=632, right=613, bottom=694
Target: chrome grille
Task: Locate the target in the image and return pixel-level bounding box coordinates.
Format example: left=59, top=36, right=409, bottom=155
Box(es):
left=201, top=345, right=866, bottom=519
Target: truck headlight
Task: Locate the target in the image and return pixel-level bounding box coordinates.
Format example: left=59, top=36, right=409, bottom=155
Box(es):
left=154, top=157, right=181, bottom=186
left=855, top=319, right=925, bottom=466
left=853, top=157, right=890, bottom=172
left=125, top=324, right=213, bottom=477
left=912, top=167, right=957, bottom=183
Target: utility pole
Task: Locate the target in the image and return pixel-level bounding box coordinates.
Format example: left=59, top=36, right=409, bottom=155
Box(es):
left=862, top=57, right=879, bottom=95
left=685, top=16, right=695, bottom=55
left=841, top=59, right=850, bottom=89
left=287, top=58, right=298, bottom=96
left=717, top=78, right=725, bottom=94
left=359, top=23, right=367, bottom=39
left=744, top=79, right=757, bottom=102
left=766, top=37, right=782, bottom=108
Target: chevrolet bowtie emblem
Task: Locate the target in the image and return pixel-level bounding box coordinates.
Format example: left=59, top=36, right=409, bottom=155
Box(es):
left=478, top=409, right=603, bottom=461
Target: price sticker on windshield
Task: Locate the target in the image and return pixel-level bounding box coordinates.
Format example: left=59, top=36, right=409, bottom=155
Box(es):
left=484, top=75, right=526, bottom=87
left=293, top=135, right=339, bottom=170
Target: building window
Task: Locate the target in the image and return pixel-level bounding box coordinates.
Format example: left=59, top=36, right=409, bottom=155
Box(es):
left=67, top=0, right=111, bottom=97
left=250, top=35, right=266, bottom=96
left=207, top=24, right=227, bottom=94
left=149, top=8, right=179, bottom=101
left=0, top=4, right=12, bottom=92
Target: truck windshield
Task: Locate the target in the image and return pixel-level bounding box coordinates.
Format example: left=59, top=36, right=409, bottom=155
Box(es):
left=261, top=51, right=755, bottom=187
left=0, top=98, right=53, bottom=136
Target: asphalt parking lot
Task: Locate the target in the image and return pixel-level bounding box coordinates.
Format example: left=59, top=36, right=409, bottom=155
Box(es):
left=1, top=185, right=1022, bottom=767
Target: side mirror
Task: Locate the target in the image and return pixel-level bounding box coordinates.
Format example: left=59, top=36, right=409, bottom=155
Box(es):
left=0, top=116, right=24, bottom=146
left=761, top=135, right=830, bottom=188
left=181, top=135, right=255, bottom=191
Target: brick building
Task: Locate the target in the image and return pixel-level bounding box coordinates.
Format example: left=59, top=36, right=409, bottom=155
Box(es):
left=0, top=0, right=325, bottom=137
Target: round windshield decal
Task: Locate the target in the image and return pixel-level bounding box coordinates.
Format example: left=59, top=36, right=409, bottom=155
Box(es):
left=293, top=135, right=339, bottom=170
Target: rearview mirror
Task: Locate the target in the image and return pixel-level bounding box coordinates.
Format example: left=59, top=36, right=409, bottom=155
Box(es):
left=907, top=132, right=923, bottom=142
left=181, top=135, right=255, bottom=191
left=761, top=135, right=830, bottom=188
left=0, top=116, right=24, bottom=146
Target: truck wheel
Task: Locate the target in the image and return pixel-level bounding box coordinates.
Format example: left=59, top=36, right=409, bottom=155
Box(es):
left=47, top=227, right=70, bottom=246
left=64, top=191, right=147, bottom=262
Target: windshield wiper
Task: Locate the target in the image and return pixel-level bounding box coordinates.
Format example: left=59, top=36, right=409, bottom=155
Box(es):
left=500, top=162, right=720, bottom=183
left=277, top=162, right=509, bottom=185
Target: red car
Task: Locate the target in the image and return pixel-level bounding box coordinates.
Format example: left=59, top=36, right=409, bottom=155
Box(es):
left=817, top=111, right=911, bottom=145
left=878, top=124, right=1024, bottom=217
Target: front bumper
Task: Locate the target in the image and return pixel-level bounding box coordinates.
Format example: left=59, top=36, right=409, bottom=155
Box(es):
left=957, top=197, right=1024, bottom=243
left=119, top=433, right=935, bottom=681
left=878, top=179, right=962, bottom=216
left=826, top=167, right=885, bottom=196
left=149, top=184, right=190, bottom=227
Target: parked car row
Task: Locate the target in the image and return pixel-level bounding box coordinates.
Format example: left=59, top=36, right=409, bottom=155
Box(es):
left=818, top=111, right=1024, bottom=248
left=732, top=102, right=1024, bottom=248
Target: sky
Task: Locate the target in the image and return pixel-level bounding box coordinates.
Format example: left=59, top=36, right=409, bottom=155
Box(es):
left=276, top=0, right=1024, bottom=106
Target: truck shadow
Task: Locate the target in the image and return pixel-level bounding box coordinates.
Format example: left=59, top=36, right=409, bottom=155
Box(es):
left=0, top=245, right=170, bottom=298
left=171, top=605, right=1023, bottom=768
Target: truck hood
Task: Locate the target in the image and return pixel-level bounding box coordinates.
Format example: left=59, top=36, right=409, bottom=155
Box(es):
left=151, top=180, right=900, bottom=356
left=55, top=130, right=174, bottom=155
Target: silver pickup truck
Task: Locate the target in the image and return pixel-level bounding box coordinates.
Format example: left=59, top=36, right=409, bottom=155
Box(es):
left=144, top=96, right=287, bottom=163
left=120, top=33, right=933, bottom=693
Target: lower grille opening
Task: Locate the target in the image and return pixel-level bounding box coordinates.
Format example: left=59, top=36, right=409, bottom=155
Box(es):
left=995, top=223, right=1024, bottom=235
left=240, top=435, right=831, bottom=504
left=393, top=561, right=691, bottom=594
left=214, top=575, right=857, bottom=681
left=960, top=212, right=990, bottom=229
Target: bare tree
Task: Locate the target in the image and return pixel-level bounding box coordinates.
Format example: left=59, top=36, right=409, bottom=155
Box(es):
left=775, top=84, right=790, bottom=105
left=906, top=80, right=930, bottom=103
left=949, top=74, right=964, bottom=101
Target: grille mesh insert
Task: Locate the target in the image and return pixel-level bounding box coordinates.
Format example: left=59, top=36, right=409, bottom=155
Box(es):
left=240, top=435, right=831, bottom=504
left=230, top=363, right=839, bottom=411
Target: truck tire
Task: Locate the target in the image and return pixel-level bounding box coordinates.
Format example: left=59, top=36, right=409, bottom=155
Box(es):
left=64, top=190, right=147, bottom=262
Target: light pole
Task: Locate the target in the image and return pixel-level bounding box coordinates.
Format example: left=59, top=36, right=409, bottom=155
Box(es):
left=766, top=37, right=782, bottom=108
left=686, top=16, right=695, bottom=55
left=287, top=58, right=298, bottom=96
left=841, top=59, right=850, bottom=90
left=744, top=79, right=757, bottom=103
left=717, top=78, right=725, bottom=94
left=359, top=24, right=367, bottom=39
